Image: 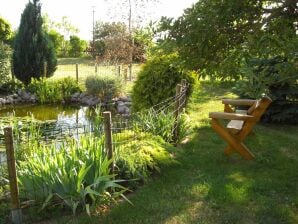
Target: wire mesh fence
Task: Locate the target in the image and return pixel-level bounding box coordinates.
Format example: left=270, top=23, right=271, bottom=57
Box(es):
left=50, top=62, right=140, bottom=84
left=0, top=80, right=188, bottom=223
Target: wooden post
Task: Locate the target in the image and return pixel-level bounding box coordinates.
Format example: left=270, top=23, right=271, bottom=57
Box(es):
left=118, top=65, right=121, bottom=77
left=103, top=112, right=113, bottom=173
left=123, top=67, right=128, bottom=82
left=76, top=63, right=79, bottom=83
left=173, top=84, right=182, bottom=143
left=181, top=79, right=187, bottom=109
left=95, top=63, right=98, bottom=74
left=43, top=62, right=47, bottom=78
left=4, top=127, right=22, bottom=224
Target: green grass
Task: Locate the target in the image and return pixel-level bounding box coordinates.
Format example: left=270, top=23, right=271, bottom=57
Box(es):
left=50, top=58, right=141, bottom=89
left=48, top=80, right=298, bottom=223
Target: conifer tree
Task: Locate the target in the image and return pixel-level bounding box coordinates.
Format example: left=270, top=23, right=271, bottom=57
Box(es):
left=13, top=0, right=57, bottom=84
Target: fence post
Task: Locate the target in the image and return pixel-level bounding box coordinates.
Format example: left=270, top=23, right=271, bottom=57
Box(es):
left=118, top=65, right=121, bottom=77
left=76, top=63, right=79, bottom=83
left=103, top=112, right=114, bottom=174
left=181, top=79, right=187, bottom=109
left=95, top=63, right=98, bottom=74
left=173, top=84, right=182, bottom=143
left=123, top=67, right=128, bottom=82
left=4, top=127, right=22, bottom=224
left=43, top=62, right=47, bottom=78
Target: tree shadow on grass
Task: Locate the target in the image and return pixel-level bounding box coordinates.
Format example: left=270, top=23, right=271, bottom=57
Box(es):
left=191, top=80, right=237, bottom=105
left=91, top=124, right=298, bottom=224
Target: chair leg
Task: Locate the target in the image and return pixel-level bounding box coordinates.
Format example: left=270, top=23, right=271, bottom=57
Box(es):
left=224, top=145, right=234, bottom=155
left=212, top=119, right=255, bottom=160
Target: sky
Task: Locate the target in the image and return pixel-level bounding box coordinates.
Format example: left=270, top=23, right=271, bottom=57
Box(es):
left=0, top=0, right=197, bottom=40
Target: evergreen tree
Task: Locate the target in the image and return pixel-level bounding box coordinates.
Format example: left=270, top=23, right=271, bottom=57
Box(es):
left=12, top=0, right=57, bottom=85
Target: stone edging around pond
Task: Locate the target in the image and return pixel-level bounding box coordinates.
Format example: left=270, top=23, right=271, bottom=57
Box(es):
left=0, top=90, right=132, bottom=116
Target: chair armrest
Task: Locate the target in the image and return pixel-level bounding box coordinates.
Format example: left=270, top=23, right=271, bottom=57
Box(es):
left=222, top=99, right=256, bottom=106
left=209, top=112, right=255, bottom=121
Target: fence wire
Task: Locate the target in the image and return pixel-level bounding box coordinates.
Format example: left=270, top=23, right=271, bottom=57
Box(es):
left=0, top=81, right=188, bottom=223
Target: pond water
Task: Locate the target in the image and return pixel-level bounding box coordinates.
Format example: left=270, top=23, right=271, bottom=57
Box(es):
left=0, top=104, right=114, bottom=162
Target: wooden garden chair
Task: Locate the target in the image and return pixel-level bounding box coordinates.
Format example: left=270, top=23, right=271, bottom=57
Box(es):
left=209, top=96, right=272, bottom=160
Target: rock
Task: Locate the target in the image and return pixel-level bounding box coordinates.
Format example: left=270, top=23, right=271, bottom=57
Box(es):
left=117, top=101, right=130, bottom=114
left=79, top=92, right=88, bottom=99
left=5, top=96, right=14, bottom=104
left=118, top=96, right=132, bottom=102
left=29, top=95, right=37, bottom=103
left=72, top=92, right=81, bottom=98
left=12, top=93, right=19, bottom=99
left=0, top=98, right=6, bottom=105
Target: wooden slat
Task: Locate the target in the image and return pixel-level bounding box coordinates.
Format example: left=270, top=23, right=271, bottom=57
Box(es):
left=227, top=120, right=244, bottom=134
left=209, top=112, right=255, bottom=121
left=222, top=99, right=256, bottom=106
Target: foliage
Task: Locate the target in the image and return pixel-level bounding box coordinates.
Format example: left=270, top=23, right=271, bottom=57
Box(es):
left=114, top=131, right=174, bottom=184
left=0, top=80, right=24, bottom=94
left=133, top=109, right=189, bottom=144
left=27, top=77, right=80, bottom=104
left=93, top=22, right=130, bottom=63
left=85, top=75, right=123, bottom=102
left=12, top=0, right=57, bottom=84
left=68, top=35, right=87, bottom=57
left=18, top=135, right=127, bottom=215
left=0, top=41, right=11, bottom=85
left=131, top=53, right=196, bottom=111
left=159, top=0, right=297, bottom=80
left=234, top=57, right=298, bottom=124
left=0, top=17, right=12, bottom=43
left=48, top=29, right=64, bottom=56
left=93, top=21, right=154, bottom=63
left=59, top=77, right=81, bottom=101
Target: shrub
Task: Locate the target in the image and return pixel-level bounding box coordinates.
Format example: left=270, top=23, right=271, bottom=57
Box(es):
left=28, top=78, right=63, bottom=104
left=27, top=77, right=81, bottom=104
left=0, top=41, right=11, bottom=85
left=85, top=75, right=122, bottom=102
left=114, top=131, right=174, bottom=184
left=233, top=57, right=298, bottom=124
left=133, top=109, right=189, bottom=144
left=58, top=77, right=81, bottom=101
left=18, top=135, right=127, bottom=215
left=0, top=80, right=24, bottom=94
left=131, top=53, right=196, bottom=111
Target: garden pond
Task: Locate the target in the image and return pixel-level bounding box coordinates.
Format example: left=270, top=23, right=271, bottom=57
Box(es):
left=0, top=104, right=120, bottom=163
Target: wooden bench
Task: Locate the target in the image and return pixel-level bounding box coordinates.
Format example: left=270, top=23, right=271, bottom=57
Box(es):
left=209, top=97, right=272, bottom=160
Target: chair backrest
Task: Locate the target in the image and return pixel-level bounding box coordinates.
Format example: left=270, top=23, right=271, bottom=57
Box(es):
left=247, top=96, right=272, bottom=121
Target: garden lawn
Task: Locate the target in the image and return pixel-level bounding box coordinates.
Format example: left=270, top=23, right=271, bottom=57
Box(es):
left=59, top=80, right=298, bottom=224
left=50, top=58, right=141, bottom=89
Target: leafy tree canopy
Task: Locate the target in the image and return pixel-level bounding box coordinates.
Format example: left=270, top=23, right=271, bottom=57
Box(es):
left=160, top=0, right=297, bottom=79
left=0, top=17, right=13, bottom=43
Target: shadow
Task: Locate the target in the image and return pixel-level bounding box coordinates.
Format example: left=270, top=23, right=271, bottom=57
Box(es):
left=191, top=80, right=236, bottom=104
left=90, top=125, right=298, bottom=224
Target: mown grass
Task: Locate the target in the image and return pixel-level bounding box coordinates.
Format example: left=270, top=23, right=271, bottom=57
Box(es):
left=54, top=80, right=298, bottom=224
left=50, top=58, right=141, bottom=89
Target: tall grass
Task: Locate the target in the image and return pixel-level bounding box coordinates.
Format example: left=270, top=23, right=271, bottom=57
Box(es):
left=18, top=134, right=127, bottom=215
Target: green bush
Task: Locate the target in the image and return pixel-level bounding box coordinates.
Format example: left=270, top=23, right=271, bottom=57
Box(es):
left=28, top=78, right=63, bottom=104
left=131, top=53, right=196, bottom=111
left=0, top=41, right=11, bottom=85
left=233, top=57, right=298, bottom=124
left=114, top=131, right=174, bottom=185
left=18, top=135, right=127, bottom=215
left=133, top=109, right=189, bottom=144
left=85, top=75, right=122, bottom=102
left=0, top=80, right=24, bottom=94
left=58, top=77, right=81, bottom=101
left=27, top=77, right=81, bottom=104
